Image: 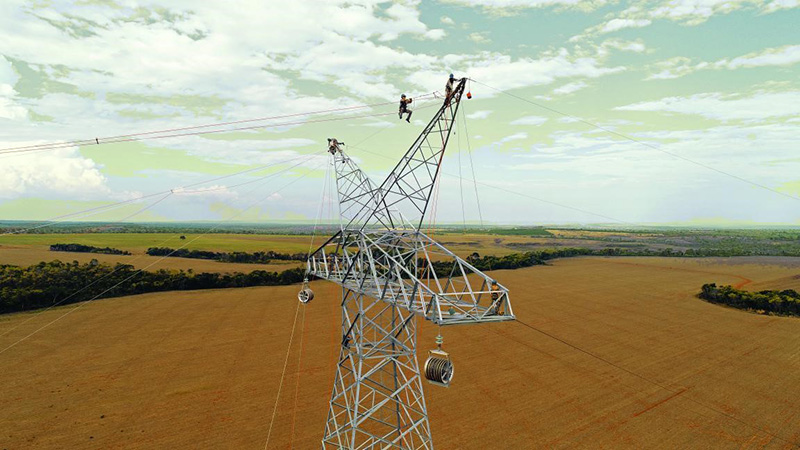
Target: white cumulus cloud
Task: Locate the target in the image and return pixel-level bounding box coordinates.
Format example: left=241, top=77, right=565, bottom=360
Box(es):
left=0, top=146, right=109, bottom=199
left=466, top=110, right=493, bottom=119
left=511, top=115, right=548, bottom=126
left=615, top=91, right=800, bottom=121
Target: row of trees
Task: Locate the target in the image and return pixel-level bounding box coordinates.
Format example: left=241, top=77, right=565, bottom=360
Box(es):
left=0, top=260, right=305, bottom=314
left=455, top=247, right=716, bottom=273
left=699, top=283, right=800, bottom=317
left=50, top=243, right=131, bottom=255
left=145, top=247, right=307, bottom=264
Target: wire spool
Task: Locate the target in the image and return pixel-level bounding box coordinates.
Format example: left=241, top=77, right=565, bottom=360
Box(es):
left=298, top=288, right=314, bottom=303
left=298, top=279, right=314, bottom=304
left=424, top=349, right=453, bottom=387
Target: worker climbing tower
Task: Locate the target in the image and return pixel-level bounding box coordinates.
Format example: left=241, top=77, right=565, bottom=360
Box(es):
left=303, top=78, right=515, bottom=449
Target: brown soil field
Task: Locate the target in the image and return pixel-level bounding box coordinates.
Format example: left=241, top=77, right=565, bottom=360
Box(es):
left=0, top=247, right=301, bottom=274
left=1, top=256, right=799, bottom=449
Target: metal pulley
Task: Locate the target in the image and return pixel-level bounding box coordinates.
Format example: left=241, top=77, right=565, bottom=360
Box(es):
left=298, top=279, right=314, bottom=304
left=424, top=335, right=453, bottom=387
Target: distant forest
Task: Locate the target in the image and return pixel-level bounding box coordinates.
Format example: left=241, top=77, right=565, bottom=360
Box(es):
left=0, top=261, right=305, bottom=314
left=50, top=243, right=131, bottom=255
left=5, top=245, right=800, bottom=315
left=145, top=247, right=307, bottom=263
left=699, top=283, right=800, bottom=317
left=452, top=246, right=781, bottom=273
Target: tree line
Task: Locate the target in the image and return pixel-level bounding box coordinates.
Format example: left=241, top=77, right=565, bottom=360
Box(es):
left=451, top=247, right=727, bottom=273
left=0, top=260, right=305, bottom=314
left=699, top=283, right=800, bottom=317
left=145, top=247, right=307, bottom=264
left=9, top=244, right=800, bottom=315
left=50, top=243, right=131, bottom=255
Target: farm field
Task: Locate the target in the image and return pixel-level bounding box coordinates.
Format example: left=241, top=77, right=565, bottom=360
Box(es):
left=0, top=232, right=564, bottom=274
left=1, top=256, right=799, bottom=448
left=0, top=233, right=313, bottom=254
left=0, top=247, right=301, bottom=274
left=0, top=229, right=693, bottom=274
left=0, top=231, right=556, bottom=259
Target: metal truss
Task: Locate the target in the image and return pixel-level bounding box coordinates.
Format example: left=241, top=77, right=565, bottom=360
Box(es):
left=308, top=78, right=514, bottom=449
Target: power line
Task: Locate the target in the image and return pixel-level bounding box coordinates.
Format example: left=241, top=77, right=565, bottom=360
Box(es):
left=470, top=79, right=800, bottom=203
left=0, top=93, right=438, bottom=155
left=0, top=154, right=325, bottom=352
left=0, top=150, right=324, bottom=236
left=0, top=110, right=403, bottom=156
left=347, top=145, right=634, bottom=226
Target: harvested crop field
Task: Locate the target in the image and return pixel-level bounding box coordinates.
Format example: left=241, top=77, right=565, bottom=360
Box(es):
left=1, top=256, right=799, bottom=448
left=0, top=246, right=302, bottom=274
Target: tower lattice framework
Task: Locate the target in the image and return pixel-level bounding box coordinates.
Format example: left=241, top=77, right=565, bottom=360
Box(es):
left=307, top=79, right=515, bottom=449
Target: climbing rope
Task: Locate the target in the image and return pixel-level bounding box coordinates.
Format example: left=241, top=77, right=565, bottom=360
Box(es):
left=264, top=300, right=302, bottom=450
left=456, top=113, right=467, bottom=232
left=289, top=303, right=307, bottom=447
left=460, top=106, right=484, bottom=227
left=307, top=154, right=332, bottom=258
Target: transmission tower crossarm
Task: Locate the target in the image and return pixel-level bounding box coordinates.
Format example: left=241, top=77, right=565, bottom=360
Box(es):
left=307, top=228, right=514, bottom=325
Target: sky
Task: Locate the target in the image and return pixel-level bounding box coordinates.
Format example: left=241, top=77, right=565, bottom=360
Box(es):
left=0, top=0, right=798, bottom=226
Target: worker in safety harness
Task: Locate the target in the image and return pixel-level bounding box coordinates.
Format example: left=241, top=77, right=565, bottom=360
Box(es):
left=327, top=138, right=344, bottom=154
left=444, top=73, right=462, bottom=104
left=398, top=94, right=412, bottom=122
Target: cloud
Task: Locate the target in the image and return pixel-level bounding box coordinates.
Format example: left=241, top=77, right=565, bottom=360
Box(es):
left=440, top=16, right=455, bottom=25
left=648, top=0, right=766, bottom=25
left=573, top=0, right=796, bottom=41
left=646, top=45, right=800, bottom=80
left=0, top=83, right=27, bottom=120
left=615, top=91, right=800, bottom=121
left=439, top=0, right=607, bottom=12
left=0, top=56, right=26, bottom=120
left=468, top=32, right=491, bottom=43
left=552, top=81, right=588, bottom=95
left=600, top=18, right=652, bottom=33
left=424, top=29, right=447, bottom=40
left=466, top=110, right=493, bottom=119
left=502, top=122, right=799, bottom=219
left=165, top=137, right=322, bottom=165
left=718, top=44, right=800, bottom=69
left=0, top=146, right=109, bottom=199
left=407, top=48, right=624, bottom=96
left=172, top=184, right=239, bottom=201
left=497, top=132, right=528, bottom=143
left=511, top=115, right=548, bottom=126
left=600, top=39, right=647, bottom=53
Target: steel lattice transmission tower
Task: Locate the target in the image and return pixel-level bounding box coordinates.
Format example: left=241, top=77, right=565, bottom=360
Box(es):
left=302, top=78, right=515, bottom=449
